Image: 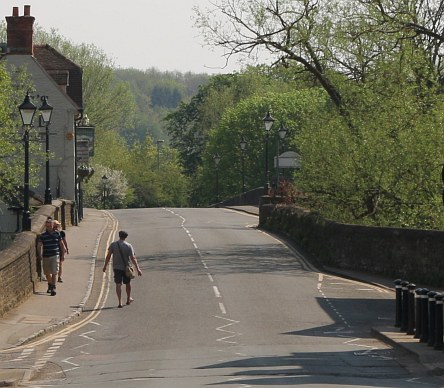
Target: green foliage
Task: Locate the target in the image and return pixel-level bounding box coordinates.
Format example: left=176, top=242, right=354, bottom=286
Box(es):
left=114, top=68, right=209, bottom=144
left=24, top=26, right=193, bottom=209
left=151, top=81, right=184, bottom=108
left=33, top=28, right=137, bottom=133
left=187, top=0, right=444, bottom=228
left=164, top=69, right=300, bottom=186
left=295, top=60, right=444, bottom=228
left=123, top=138, right=190, bottom=207
left=0, top=62, right=43, bottom=206
left=197, top=89, right=327, bottom=204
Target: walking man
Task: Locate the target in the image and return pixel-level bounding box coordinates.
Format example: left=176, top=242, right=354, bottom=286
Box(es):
left=103, top=230, right=142, bottom=308
left=37, top=219, right=65, bottom=296
left=53, top=220, right=68, bottom=283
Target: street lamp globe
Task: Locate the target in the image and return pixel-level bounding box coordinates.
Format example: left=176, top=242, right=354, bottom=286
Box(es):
left=278, top=122, right=288, bottom=140
left=19, top=92, right=37, bottom=125
left=240, top=137, right=247, bottom=151
left=263, top=111, right=275, bottom=132
left=39, top=96, right=53, bottom=124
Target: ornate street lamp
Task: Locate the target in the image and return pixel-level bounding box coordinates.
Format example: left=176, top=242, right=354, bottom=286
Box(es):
left=213, top=153, right=221, bottom=203
left=39, top=96, right=54, bottom=204
left=18, top=92, right=37, bottom=231
left=262, top=111, right=275, bottom=194
left=276, top=122, right=287, bottom=191
left=156, top=139, right=164, bottom=170
left=240, top=137, right=247, bottom=196
left=101, top=174, right=109, bottom=209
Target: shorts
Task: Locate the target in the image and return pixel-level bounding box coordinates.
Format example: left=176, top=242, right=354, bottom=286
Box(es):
left=42, top=255, right=59, bottom=274
left=113, top=269, right=131, bottom=285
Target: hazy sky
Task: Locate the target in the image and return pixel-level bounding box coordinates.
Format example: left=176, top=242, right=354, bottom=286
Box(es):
left=0, top=1, right=242, bottom=74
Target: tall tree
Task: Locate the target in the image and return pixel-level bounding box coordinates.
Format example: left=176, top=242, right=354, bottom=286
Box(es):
left=198, top=89, right=327, bottom=204
left=195, top=1, right=345, bottom=109
left=165, top=69, right=299, bottom=177
left=32, top=28, right=137, bottom=132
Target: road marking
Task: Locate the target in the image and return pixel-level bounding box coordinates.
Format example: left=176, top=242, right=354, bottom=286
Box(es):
left=15, top=213, right=118, bottom=385
left=166, top=209, right=246, bottom=356
left=213, top=286, right=221, bottom=298
left=215, top=316, right=241, bottom=344
left=79, top=330, right=96, bottom=341
left=72, top=343, right=90, bottom=351
left=9, top=347, right=34, bottom=362
left=62, top=357, right=79, bottom=367
left=219, top=303, right=227, bottom=314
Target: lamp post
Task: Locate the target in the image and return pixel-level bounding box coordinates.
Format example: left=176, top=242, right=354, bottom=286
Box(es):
left=276, top=122, right=287, bottom=193
left=18, top=92, right=37, bottom=231
left=39, top=96, right=54, bottom=204
left=156, top=140, right=164, bottom=170
left=263, top=111, right=275, bottom=195
left=240, top=137, right=247, bottom=197
left=213, top=153, right=221, bottom=203
left=101, top=174, right=108, bottom=209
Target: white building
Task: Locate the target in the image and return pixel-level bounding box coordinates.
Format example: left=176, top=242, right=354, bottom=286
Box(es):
left=0, top=5, right=85, bottom=231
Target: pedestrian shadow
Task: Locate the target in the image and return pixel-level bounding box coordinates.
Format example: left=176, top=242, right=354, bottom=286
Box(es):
left=82, top=306, right=125, bottom=312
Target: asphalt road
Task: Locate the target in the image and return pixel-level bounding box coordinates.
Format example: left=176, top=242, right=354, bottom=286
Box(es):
left=26, top=208, right=444, bottom=387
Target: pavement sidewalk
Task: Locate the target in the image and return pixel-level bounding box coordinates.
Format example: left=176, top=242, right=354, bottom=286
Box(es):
left=0, top=208, right=111, bottom=387
left=1, top=206, right=444, bottom=386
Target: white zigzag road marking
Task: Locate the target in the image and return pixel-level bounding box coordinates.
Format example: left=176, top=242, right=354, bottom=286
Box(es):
left=79, top=330, right=96, bottom=341
left=215, top=315, right=241, bottom=344
left=62, top=356, right=79, bottom=367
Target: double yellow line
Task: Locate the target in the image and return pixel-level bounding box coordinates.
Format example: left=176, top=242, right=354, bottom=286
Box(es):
left=2, top=211, right=119, bottom=352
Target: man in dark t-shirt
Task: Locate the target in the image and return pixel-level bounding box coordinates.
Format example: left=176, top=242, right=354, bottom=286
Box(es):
left=37, top=219, right=65, bottom=296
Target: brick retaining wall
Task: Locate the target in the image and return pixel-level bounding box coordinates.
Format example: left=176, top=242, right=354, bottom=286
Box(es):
left=0, top=200, right=74, bottom=317
left=260, top=203, right=444, bottom=287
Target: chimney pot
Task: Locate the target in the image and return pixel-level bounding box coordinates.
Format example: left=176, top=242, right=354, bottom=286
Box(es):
left=6, top=5, right=35, bottom=55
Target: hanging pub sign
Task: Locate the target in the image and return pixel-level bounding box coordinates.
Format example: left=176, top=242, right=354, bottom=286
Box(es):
left=76, top=126, right=95, bottom=164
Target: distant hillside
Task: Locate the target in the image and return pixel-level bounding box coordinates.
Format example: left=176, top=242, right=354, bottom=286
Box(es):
left=114, top=68, right=209, bottom=144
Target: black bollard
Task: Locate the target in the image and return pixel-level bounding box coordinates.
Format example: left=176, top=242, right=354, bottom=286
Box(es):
left=420, top=288, right=430, bottom=343
left=428, top=291, right=437, bottom=346
left=407, top=283, right=416, bottom=335
left=414, top=288, right=423, bottom=339
left=434, top=293, right=443, bottom=350
left=395, top=279, right=403, bottom=327
left=400, top=281, right=409, bottom=332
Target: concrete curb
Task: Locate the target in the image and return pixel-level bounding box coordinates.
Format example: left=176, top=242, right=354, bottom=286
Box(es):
left=372, top=326, right=444, bottom=376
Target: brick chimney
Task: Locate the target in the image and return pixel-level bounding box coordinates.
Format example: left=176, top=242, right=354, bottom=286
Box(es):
left=6, top=5, right=35, bottom=55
